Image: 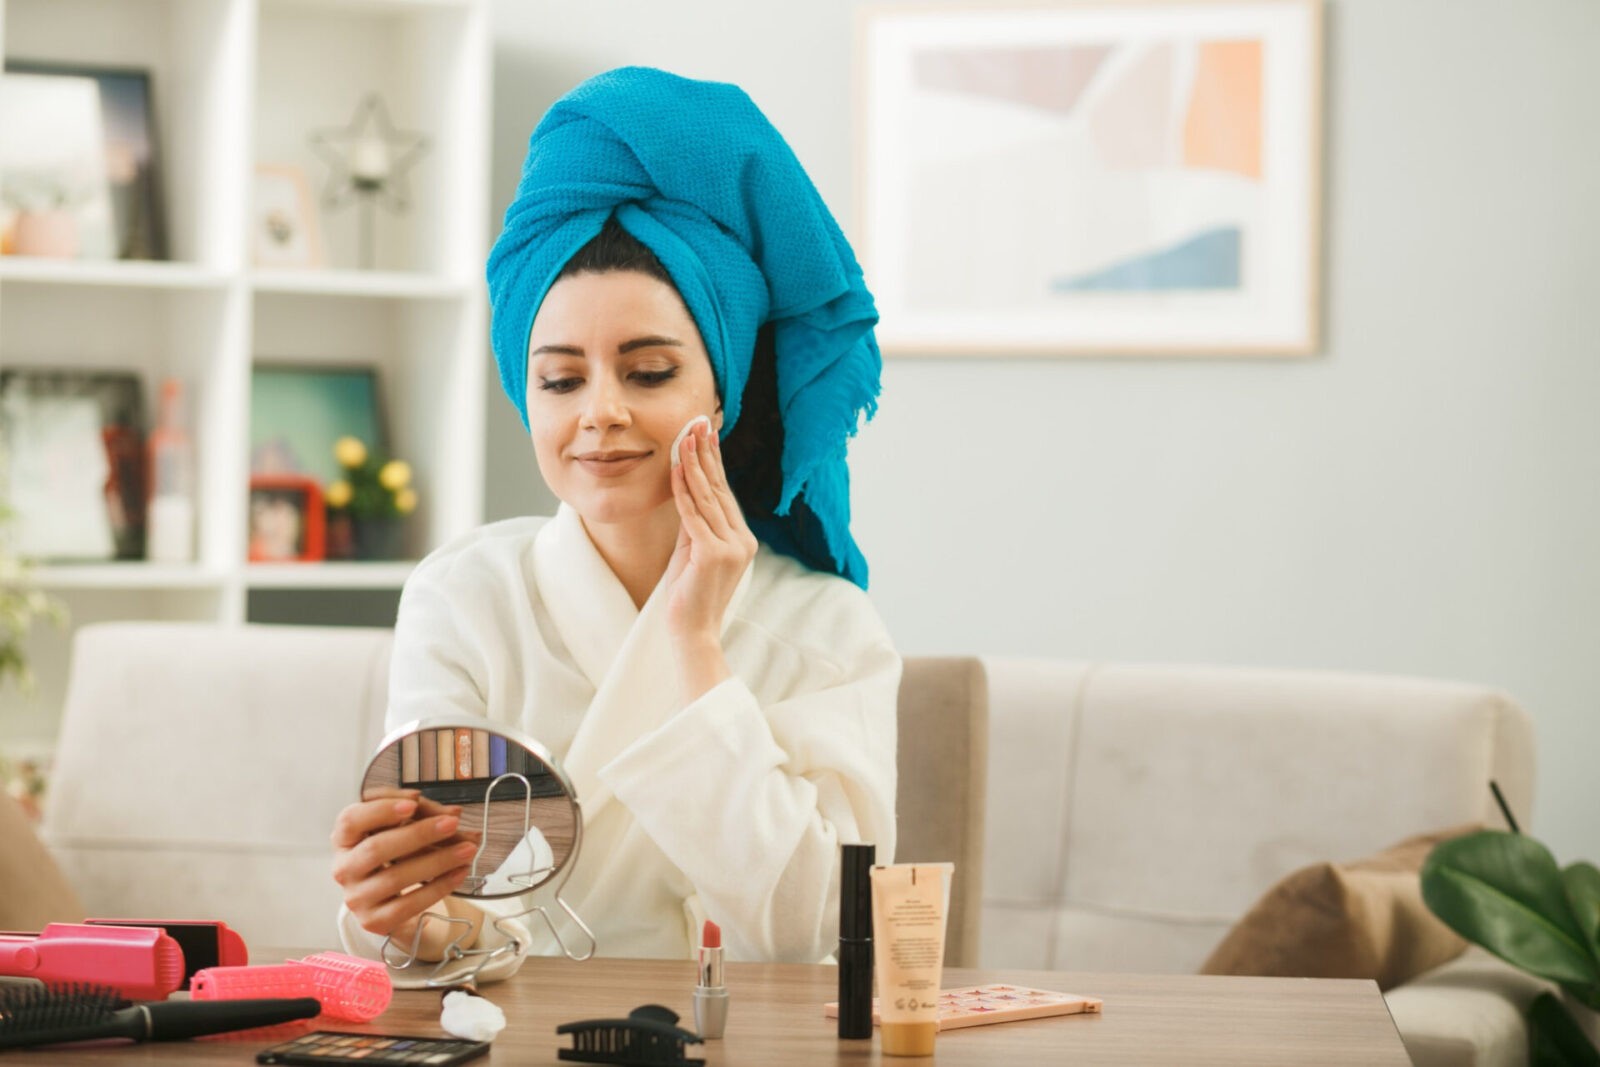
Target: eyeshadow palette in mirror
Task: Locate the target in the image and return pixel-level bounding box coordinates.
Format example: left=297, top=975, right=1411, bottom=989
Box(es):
left=361, top=720, right=578, bottom=899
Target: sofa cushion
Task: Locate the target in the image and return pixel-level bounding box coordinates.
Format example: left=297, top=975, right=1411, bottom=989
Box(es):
left=1384, top=947, right=1554, bottom=1067
left=975, top=658, right=1533, bottom=974
left=1199, top=825, right=1476, bottom=989
left=42, top=622, right=394, bottom=948
left=0, top=790, right=83, bottom=929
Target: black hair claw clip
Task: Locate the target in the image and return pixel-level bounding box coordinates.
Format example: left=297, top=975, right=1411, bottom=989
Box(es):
left=556, top=1003, right=705, bottom=1066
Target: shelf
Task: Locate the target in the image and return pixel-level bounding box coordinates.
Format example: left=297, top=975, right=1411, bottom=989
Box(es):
left=35, top=563, right=229, bottom=590
left=262, top=0, right=471, bottom=11
left=0, top=0, right=487, bottom=720
left=245, top=561, right=416, bottom=589
left=0, top=258, right=231, bottom=291
left=250, top=269, right=468, bottom=300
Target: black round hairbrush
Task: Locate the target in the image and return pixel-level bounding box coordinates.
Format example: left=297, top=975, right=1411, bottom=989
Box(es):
left=0, top=982, right=126, bottom=1025
left=0, top=983, right=319, bottom=1049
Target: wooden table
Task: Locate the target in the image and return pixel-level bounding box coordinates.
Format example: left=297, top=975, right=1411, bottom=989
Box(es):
left=33, top=954, right=1411, bottom=1065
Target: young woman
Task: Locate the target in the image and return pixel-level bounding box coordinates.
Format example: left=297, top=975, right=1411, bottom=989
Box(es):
left=329, top=67, right=897, bottom=983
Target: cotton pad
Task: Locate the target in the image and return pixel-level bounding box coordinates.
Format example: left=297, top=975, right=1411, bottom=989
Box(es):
left=671, top=415, right=712, bottom=469
left=440, top=989, right=507, bottom=1041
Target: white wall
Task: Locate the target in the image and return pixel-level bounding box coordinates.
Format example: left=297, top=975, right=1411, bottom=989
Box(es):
left=483, top=0, right=1600, bottom=863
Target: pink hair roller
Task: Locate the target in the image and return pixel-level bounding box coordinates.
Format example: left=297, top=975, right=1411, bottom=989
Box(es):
left=190, top=952, right=391, bottom=1022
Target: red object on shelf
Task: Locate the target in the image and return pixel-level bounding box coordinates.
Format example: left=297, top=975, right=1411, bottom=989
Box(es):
left=247, top=474, right=326, bottom=562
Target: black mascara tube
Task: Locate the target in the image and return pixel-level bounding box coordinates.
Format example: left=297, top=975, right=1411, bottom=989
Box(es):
left=838, top=843, right=875, bottom=1039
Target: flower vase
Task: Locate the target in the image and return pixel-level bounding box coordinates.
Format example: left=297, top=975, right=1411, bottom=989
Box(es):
left=13, top=210, right=80, bottom=258
left=325, top=513, right=355, bottom=561
left=352, top=517, right=405, bottom=561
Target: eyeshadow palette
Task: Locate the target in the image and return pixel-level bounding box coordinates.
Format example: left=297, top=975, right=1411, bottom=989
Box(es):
left=398, top=726, right=563, bottom=804
left=256, top=1029, right=490, bottom=1066
left=824, top=983, right=1102, bottom=1030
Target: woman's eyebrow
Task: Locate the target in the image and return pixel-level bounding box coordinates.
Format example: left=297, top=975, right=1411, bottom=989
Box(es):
left=530, top=335, right=683, bottom=358
left=618, top=335, right=683, bottom=354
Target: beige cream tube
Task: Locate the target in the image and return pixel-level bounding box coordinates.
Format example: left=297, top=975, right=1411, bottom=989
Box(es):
left=870, top=862, right=952, bottom=1057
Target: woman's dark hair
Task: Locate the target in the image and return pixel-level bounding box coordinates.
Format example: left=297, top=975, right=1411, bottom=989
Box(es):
left=557, top=214, right=675, bottom=286
left=558, top=215, right=785, bottom=525
left=718, top=324, right=783, bottom=526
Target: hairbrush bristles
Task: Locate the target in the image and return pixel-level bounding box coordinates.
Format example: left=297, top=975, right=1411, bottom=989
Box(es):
left=0, top=983, right=126, bottom=1045
left=0, top=984, right=320, bottom=1050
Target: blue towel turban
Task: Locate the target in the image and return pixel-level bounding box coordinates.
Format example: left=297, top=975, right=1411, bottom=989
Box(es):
left=487, top=66, right=882, bottom=588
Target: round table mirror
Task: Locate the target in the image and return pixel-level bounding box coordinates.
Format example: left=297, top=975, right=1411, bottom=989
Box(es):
left=361, top=719, right=579, bottom=899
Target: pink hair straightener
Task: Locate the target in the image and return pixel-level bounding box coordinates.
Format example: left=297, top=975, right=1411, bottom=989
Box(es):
left=0, top=923, right=186, bottom=1000
left=83, top=918, right=248, bottom=985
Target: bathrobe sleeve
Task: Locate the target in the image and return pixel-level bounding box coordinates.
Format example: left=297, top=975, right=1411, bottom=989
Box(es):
left=596, top=572, right=900, bottom=963
left=336, top=543, right=533, bottom=986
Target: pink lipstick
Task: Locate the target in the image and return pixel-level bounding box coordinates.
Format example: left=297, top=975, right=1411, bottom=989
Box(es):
left=692, top=919, right=728, bottom=1039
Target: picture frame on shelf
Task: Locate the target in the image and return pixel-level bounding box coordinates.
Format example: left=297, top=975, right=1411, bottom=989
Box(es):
left=0, top=72, right=117, bottom=260
left=250, top=363, right=386, bottom=489
left=248, top=474, right=326, bottom=563
left=2, top=60, right=166, bottom=261
left=858, top=0, right=1322, bottom=355
left=0, top=368, right=145, bottom=560
left=252, top=163, right=324, bottom=269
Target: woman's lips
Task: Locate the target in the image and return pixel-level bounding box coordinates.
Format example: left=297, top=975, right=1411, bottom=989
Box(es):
left=574, top=451, right=651, bottom=477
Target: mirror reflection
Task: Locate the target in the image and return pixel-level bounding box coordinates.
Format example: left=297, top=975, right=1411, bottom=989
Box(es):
left=361, top=721, right=578, bottom=899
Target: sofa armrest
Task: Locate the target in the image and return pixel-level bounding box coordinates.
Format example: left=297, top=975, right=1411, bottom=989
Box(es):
left=1385, top=948, right=1550, bottom=1067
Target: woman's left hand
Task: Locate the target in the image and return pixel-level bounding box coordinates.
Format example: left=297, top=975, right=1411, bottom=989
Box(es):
left=665, top=418, right=756, bottom=698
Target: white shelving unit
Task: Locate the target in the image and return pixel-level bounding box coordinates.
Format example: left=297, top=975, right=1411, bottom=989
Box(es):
left=0, top=0, right=490, bottom=745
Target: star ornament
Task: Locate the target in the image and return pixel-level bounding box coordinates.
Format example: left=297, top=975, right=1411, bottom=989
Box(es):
left=309, top=94, right=430, bottom=214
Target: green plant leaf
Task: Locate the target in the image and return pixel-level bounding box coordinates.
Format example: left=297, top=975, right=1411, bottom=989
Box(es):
left=1422, top=832, right=1600, bottom=988
left=1528, top=992, right=1600, bottom=1066
left=1567, top=863, right=1600, bottom=963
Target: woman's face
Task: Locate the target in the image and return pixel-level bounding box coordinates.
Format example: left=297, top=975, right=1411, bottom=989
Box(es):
left=525, top=270, right=722, bottom=527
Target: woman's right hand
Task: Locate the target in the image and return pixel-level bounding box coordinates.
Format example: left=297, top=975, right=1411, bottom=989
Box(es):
left=331, top=790, right=482, bottom=944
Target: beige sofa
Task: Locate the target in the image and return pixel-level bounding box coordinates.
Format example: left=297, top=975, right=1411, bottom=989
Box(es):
left=40, top=623, right=1544, bottom=1065
left=972, top=658, right=1545, bottom=1067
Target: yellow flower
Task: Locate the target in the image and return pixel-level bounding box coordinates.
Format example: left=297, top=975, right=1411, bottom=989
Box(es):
left=378, top=460, right=412, bottom=490
left=325, top=480, right=353, bottom=508
left=395, top=488, right=418, bottom=514
left=334, top=436, right=367, bottom=468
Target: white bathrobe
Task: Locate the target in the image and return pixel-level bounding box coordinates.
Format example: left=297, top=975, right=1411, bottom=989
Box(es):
left=338, top=504, right=899, bottom=983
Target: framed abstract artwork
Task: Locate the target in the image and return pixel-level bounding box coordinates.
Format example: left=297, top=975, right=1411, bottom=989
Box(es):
left=858, top=0, right=1322, bottom=355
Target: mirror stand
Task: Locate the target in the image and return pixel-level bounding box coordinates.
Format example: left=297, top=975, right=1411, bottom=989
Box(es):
left=380, top=786, right=596, bottom=987
left=363, top=718, right=596, bottom=984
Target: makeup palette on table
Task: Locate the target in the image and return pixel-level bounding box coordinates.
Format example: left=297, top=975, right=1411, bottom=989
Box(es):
left=824, top=984, right=1102, bottom=1030
left=255, top=1030, right=489, bottom=1065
